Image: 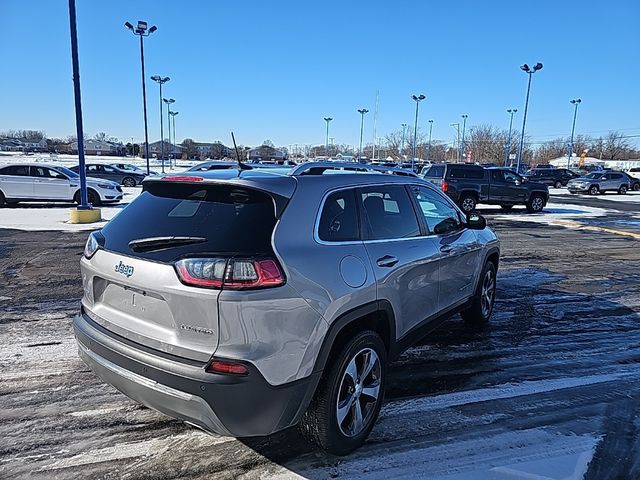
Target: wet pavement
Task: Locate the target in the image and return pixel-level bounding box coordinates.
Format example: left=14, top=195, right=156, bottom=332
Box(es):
left=0, top=195, right=639, bottom=479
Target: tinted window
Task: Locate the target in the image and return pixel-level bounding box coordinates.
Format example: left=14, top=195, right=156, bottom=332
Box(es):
left=410, top=186, right=462, bottom=235
left=318, top=189, right=359, bottom=242
left=30, top=166, right=66, bottom=179
left=360, top=185, right=420, bottom=240
left=103, top=166, right=117, bottom=173
left=87, top=165, right=103, bottom=173
left=101, top=183, right=280, bottom=262
left=447, top=166, right=485, bottom=179
left=609, top=173, right=623, bottom=180
left=0, top=165, right=29, bottom=176
left=424, top=165, right=445, bottom=178
left=491, top=170, right=505, bottom=182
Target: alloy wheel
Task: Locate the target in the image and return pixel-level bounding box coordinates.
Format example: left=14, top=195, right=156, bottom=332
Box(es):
left=336, top=348, right=381, bottom=437
left=481, top=269, right=496, bottom=317
left=531, top=196, right=544, bottom=212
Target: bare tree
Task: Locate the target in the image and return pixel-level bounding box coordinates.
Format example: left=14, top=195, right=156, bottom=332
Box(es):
left=94, top=132, right=108, bottom=141
left=602, top=131, right=632, bottom=160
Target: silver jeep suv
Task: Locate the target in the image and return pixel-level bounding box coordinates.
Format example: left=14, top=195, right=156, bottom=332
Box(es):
left=73, top=162, right=500, bottom=455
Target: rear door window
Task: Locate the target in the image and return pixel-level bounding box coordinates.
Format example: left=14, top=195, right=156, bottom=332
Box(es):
left=101, top=182, right=281, bottom=262
left=359, top=185, right=420, bottom=240
left=318, top=189, right=359, bottom=242
left=424, top=165, right=445, bottom=178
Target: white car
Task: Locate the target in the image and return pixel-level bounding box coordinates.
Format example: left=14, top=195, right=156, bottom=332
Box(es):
left=0, top=163, right=123, bottom=206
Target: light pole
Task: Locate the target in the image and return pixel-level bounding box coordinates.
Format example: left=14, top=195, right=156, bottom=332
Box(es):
left=125, top=20, right=157, bottom=175
left=411, top=94, right=426, bottom=171
left=324, top=117, right=333, bottom=158
left=68, top=0, right=89, bottom=209
left=460, top=114, right=468, bottom=161
left=427, top=119, right=434, bottom=161
left=131, top=137, right=135, bottom=157
left=450, top=123, right=460, bottom=161
left=504, top=109, right=517, bottom=166
left=150, top=75, right=170, bottom=171
left=567, top=99, right=582, bottom=168
left=516, top=62, right=543, bottom=172
left=162, top=98, right=174, bottom=172
left=400, top=123, right=407, bottom=161
left=357, top=109, right=368, bottom=161
left=170, top=111, right=178, bottom=166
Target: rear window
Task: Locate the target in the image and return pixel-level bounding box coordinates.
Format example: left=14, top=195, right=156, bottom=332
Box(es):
left=423, top=165, right=445, bottom=178
left=447, top=166, right=485, bottom=179
left=101, top=182, right=279, bottom=262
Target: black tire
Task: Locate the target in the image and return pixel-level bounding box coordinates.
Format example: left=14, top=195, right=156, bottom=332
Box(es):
left=300, top=330, right=386, bottom=456
left=618, top=185, right=628, bottom=195
left=500, top=204, right=514, bottom=211
left=588, top=185, right=599, bottom=195
left=0, top=190, right=5, bottom=207
left=461, top=261, right=497, bottom=325
left=632, top=183, right=640, bottom=192
left=122, top=177, right=136, bottom=187
left=459, top=194, right=477, bottom=213
left=554, top=181, right=563, bottom=188
left=526, top=194, right=545, bottom=213
left=87, top=189, right=101, bottom=206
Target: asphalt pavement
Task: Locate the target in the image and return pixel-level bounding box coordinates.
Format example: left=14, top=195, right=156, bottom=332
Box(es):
left=1, top=193, right=639, bottom=479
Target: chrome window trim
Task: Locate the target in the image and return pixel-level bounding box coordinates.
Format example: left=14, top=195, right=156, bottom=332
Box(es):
left=313, top=181, right=453, bottom=246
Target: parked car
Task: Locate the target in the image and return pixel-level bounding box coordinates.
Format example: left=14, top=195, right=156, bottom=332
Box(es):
left=627, top=167, right=640, bottom=180
left=73, top=161, right=500, bottom=455
left=524, top=168, right=579, bottom=188
left=422, top=163, right=549, bottom=213
left=567, top=171, right=630, bottom=195
left=0, top=163, right=122, bottom=206
left=187, top=160, right=241, bottom=172
left=622, top=172, right=640, bottom=191
left=70, top=163, right=146, bottom=187
left=110, top=163, right=158, bottom=176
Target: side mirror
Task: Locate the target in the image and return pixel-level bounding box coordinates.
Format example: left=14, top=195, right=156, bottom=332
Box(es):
left=466, top=213, right=486, bottom=230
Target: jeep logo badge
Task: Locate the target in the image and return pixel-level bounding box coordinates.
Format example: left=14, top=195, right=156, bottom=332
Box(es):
left=115, top=261, right=134, bottom=278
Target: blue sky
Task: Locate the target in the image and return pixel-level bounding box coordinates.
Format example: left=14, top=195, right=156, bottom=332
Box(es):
left=1, top=0, right=639, bottom=148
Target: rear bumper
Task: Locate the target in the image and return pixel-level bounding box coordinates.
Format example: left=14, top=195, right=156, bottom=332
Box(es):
left=73, top=311, right=319, bottom=437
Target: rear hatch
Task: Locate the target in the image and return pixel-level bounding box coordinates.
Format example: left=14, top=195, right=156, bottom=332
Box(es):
left=82, top=179, right=287, bottom=362
left=422, top=164, right=446, bottom=187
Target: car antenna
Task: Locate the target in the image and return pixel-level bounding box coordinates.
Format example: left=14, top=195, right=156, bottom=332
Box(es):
left=231, top=132, right=250, bottom=173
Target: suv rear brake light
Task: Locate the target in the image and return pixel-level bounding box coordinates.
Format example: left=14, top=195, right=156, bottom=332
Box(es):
left=441, top=179, right=449, bottom=192
left=175, top=257, right=285, bottom=289
left=162, top=176, right=204, bottom=182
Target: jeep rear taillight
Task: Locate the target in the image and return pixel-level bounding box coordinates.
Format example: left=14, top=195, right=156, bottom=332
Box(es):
left=175, top=257, right=285, bottom=290
left=441, top=180, right=449, bottom=193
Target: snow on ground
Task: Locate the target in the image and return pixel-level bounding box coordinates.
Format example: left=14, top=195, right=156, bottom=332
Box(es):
left=0, top=151, right=199, bottom=169
left=0, top=187, right=141, bottom=231
left=477, top=201, right=610, bottom=225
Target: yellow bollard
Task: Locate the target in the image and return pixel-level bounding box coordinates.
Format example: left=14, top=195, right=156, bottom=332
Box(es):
left=68, top=208, right=102, bottom=224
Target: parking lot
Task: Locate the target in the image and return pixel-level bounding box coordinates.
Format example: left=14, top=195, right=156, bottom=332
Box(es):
left=1, top=192, right=639, bottom=479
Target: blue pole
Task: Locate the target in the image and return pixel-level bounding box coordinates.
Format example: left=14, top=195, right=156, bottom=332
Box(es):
left=68, top=0, right=89, bottom=209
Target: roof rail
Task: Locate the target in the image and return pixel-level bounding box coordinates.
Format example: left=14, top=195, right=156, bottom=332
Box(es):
left=288, top=161, right=417, bottom=177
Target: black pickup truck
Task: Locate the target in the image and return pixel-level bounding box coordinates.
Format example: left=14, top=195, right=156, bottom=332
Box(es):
left=422, top=163, right=549, bottom=213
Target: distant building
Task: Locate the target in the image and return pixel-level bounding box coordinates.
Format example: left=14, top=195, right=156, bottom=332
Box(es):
left=69, top=139, right=125, bottom=156
left=0, top=137, right=47, bottom=152
left=147, top=140, right=184, bottom=159
left=248, top=145, right=287, bottom=162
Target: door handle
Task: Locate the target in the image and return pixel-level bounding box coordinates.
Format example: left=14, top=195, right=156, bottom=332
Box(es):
left=440, top=245, right=453, bottom=255
left=376, top=255, right=398, bottom=268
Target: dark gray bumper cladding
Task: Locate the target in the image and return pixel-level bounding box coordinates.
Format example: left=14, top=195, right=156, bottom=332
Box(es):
left=73, top=312, right=319, bottom=437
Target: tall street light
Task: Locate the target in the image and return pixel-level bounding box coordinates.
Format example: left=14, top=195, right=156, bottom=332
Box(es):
left=357, top=109, right=368, bottom=161
left=460, top=114, right=468, bottom=161
left=411, top=94, right=426, bottom=171
left=324, top=117, right=333, bottom=157
left=125, top=20, right=157, bottom=175
left=400, top=123, right=408, bottom=161
left=162, top=98, right=175, bottom=172
left=151, top=75, right=170, bottom=171
left=427, top=119, right=434, bottom=161
left=170, top=111, right=179, bottom=167
left=504, top=108, right=518, bottom=166
left=567, top=99, right=582, bottom=168
left=516, top=62, right=543, bottom=172
left=450, top=123, right=460, bottom=161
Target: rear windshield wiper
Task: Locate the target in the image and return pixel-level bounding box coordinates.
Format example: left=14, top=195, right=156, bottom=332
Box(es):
left=128, top=236, right=207, bottom=253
